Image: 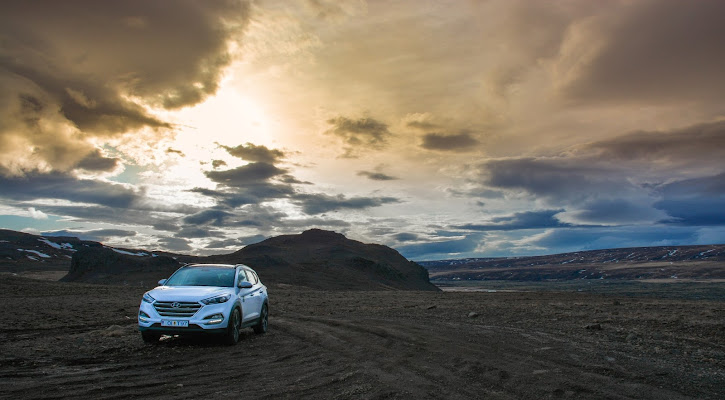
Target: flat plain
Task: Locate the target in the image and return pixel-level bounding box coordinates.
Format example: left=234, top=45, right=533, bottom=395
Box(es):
left=1, top=274, right=723, bottom=399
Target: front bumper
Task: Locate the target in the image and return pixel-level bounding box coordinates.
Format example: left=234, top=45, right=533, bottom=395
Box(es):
left=138, top=300, right=232, bottom=334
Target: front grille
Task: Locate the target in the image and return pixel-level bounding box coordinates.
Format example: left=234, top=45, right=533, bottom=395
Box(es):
left=153, top=301, right=202, bottom=317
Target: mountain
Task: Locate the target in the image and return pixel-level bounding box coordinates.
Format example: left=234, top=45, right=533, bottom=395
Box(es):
left=203, top=229, right=438, bottom=291
left=420, top=245, right=725, bottom=282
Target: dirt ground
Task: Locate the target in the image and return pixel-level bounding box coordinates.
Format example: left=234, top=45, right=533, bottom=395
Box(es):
left=1, top=275, right=723, bottom=399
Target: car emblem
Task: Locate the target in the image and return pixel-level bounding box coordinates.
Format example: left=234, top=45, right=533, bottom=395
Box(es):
left=171, top=302, right=181, bottom=308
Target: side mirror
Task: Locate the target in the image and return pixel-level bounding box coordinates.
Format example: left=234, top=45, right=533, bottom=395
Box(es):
left=158, top=279, right=167, bottom=286
left=238, top=281, right=253, bottom=289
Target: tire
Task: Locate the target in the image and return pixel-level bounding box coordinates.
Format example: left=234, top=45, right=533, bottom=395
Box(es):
left=224, top=307, right=242, bottom=345
left=253, top=304, right=268, bottom=334
left=141, top=331, right=160, bottom=344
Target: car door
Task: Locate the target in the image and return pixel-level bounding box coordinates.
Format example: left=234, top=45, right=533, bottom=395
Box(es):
left=238, top=269, right=263, bottom=323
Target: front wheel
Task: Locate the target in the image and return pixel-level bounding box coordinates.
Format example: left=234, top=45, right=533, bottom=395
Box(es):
left=253, top=304, right=268, bottom=334
left=224, top=307, right=241, bottom=345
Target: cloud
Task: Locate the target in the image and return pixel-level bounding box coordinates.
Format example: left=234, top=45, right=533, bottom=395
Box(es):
left=28, top=207, right=48, bottom=220
left=157, top=237, right=192, bottom=252
left=581, top=120, right=725, bottom=169
left=293, top=193, right=400, bottom=215
left=558, top=0, right=725, bottom=104
left=357, top=170, right=398, bottom=181
left=176, top=226, right=225, bottom=239
left=325, top=116, right=392, bottom=157
left=403, top=113, right=439, bottom=131
left=73, top=149, right=121, bottom=172
left=556, top=199, right=668, bottom=226
left=396, top=234, right=483, bottom=260
left=205, top=162, right=288, bottom=187
left=0, top=170, right=142, bottom=208
left=455, top=210, right=571, bottom=231
left=190, top=184, right=294, bottom=207
left=212, top=160, right=228, bottom=169
left=392, top=233, right=418, bottom=242
left=478, top=157, right=635, bottom=204
left=183, top=209, right=234, bottom=226
left=521, top=226, right=698, bottom=254
left=655, top=172, right=725, bottom=226
left=221, top=143, right=286, bottom=164
left=0, top=1, right=251, bottom=172
left=420, top=132, right=479, bottom=152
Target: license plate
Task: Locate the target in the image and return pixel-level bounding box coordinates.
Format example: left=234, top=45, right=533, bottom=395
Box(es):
left=161, top=320, right=189, bottom=327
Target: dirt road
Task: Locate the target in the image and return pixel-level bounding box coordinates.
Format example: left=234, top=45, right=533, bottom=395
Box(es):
left=1, top=275, right=723, bottom=399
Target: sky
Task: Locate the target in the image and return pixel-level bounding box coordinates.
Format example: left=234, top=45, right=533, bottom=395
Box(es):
left=2, top=0, right=725, bottom=261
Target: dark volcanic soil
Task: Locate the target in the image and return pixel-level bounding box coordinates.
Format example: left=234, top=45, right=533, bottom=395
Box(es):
left=1, top=275, right=723, bottom=399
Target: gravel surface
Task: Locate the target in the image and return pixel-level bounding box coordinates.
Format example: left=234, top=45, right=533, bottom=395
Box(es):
left=1, top=275, right=723, bottom=399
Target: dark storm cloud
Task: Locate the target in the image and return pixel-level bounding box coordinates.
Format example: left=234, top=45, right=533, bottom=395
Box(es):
left=325, top=116, right=392, bottom=157
left=396, top=235, right=482, bottom=260
left=205, top=163, right=288, bottom=187
left=562, top=0, right=725, bottom=103
left=455, top=210, right=571, bottom=231
left=221, top=143, right=286, bottom=164
left=0, top=0, right=250, bottom=171
left=655, top=172, right=725, bottom=226
left=583, top=120, right=725, bottom=166
left=43, top=229, right=137, bottom=242
left=293, top=193, right=400, bottom=215
left=0, top=170, right=141, bottom=208
left=357, top=170, right=398, bottom=181
left=420, top=132, right=479, bottom=152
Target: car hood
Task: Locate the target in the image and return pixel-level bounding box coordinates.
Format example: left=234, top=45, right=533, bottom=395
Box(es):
left=148, top=286, right=233, bottom=302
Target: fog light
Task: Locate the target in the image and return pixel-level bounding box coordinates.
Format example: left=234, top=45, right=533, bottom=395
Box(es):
left=204, top=313, right=224, bottom=325
left=138, top=310, right=150, bottom=322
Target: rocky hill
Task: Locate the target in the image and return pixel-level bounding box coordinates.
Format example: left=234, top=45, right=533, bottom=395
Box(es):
left=203, top=229, right=438, bottom=291
left=420, top=244, right=725, bottom=282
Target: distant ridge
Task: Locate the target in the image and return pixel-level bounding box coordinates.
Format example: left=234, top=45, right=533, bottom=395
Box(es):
left=420, top=244, right=725, bottom=281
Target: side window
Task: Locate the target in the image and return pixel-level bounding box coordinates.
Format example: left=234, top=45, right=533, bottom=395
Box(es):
left=237, top=269, right=249, bottom=283
left=249, top=270, right=259, bottom=284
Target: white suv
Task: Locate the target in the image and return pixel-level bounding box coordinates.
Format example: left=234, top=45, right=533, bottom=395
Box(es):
left=138, top=264, right=268, bottom=344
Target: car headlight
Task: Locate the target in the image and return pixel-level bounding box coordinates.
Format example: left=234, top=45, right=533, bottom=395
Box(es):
left=200, top=294, right=231, bottom=305
left=142, top=293, right=155, bottom=303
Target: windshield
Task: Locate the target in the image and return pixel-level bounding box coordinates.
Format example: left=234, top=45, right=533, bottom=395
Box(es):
left=165, top=266, right=235, bottom=287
